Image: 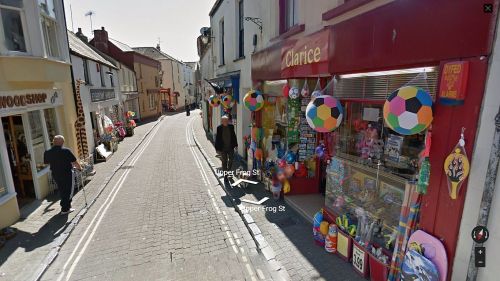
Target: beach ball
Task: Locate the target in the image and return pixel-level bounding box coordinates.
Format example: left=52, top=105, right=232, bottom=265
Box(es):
left=289, top=87, right=300, bottom=99
left=383, top=86, right=433, bottom=135
left=306, top=95, right=344, bottom=133
left=301, top=88, right=309, bottom=98
left=221, top=95, right=234, bottom=108
left=244, top=90, right=264, bottom=111
left=208, top=95, right=220, bottom=107
left=311, top=91, right=322, bottom=99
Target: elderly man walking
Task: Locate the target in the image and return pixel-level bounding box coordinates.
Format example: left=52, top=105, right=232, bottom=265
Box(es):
left=215, top=115, right=238, bottom=180
left=44, top=135, right=81, bottom=215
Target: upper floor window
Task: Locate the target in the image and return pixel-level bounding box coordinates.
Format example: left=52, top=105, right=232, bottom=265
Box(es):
left=237, top=0, right=244, bottom=58
left=98, top=64, right=106, bottom=87
left=38, top=0, right=56, bottom=18
left=286, top=0, right=298, bottom=29
left=109, top=67, right=115, bottom=87
left=40, top=16, right=59, bottom=58
left=0, top=0, right=27, bottom=52
left=83, top=59, right=91, bottom=84
left=219, top=19, right=225, bottom=65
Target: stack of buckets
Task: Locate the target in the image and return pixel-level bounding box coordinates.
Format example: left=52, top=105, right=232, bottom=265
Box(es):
left=313, top=210, right=338, bottom=252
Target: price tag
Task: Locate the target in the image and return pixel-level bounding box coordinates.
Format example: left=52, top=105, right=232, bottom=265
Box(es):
left=352, top=244, right=366, bottom=273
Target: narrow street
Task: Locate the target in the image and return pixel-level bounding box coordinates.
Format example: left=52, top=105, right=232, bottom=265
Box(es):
left=40, top=112, right=276, bottom=281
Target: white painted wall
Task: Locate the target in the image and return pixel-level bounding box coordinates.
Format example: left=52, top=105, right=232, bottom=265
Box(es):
left=70, top=54, right=120, bottom=152
left=0, top=0, right=70, bottom=62
left=453, top=16, right=500, bottom=281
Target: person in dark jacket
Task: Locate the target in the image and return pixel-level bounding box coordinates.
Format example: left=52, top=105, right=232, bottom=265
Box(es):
left=215, top=115, right=238, bottom=177
left=44, top=135, right=81, bottom=215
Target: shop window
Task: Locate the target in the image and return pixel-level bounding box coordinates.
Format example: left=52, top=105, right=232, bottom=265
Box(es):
left=0, top=151, right=8, bottom=199
left=0, top=0, right=27, bottom=52
left=41, top=15, right=59, bottom=58
left=44, top=108, right=58, bottom=144
left=28, top=111, right=47, bottom=172
left=38, top=0, right=56, bottom=19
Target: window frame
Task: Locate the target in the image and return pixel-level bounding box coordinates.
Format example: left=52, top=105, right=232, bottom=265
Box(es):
left=237, top=0, right=244, bottom=59
left=219, top=19, right=225, bottom=66
left=83, top=58, right=91, bottom=85
left=286, top=0, right=298, bottom=30
left=40, top=13, right=60, bottom=59
left=99, top=64, right=106, bottom=87
left=0, top=1, right=30, bottom=54
left=109, top=67, right=115, bottom=87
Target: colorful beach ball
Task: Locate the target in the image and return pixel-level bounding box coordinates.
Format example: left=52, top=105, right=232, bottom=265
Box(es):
left=221, top=95, right=234, bottom=108
left=289, top=87, right=300, bottom=99
left=383, top=86, right=433, bottom=135
left=208, top=95, right=220, bottom=107
left=306, top=95, right=344, bottom=132
left=244, top=90, right=264, bottom=111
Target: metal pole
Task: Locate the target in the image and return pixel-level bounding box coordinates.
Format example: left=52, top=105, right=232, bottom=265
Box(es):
left=466, top=107, right=500, bottom=281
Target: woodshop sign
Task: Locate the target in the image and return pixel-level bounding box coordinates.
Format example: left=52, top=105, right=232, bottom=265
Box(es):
left=281, top=29, right=330, bottom=77
left=0, top=89, right=63, bottom=116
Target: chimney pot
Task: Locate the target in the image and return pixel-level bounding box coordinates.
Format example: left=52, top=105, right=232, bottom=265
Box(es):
left=101, top=27, right=105, bottom=31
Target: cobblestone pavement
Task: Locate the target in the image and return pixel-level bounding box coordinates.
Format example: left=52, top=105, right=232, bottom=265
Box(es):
left=0, top=118, right=160, bottom=281
left=40, top=112, right=277, bottom=281
left=191, top=116, right=364, bottom=281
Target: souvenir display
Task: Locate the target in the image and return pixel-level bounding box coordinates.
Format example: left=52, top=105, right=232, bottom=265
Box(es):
left=301, top=81, right=310, bottom=97
left=208, top=94, right=221, bottom=107
left=221, top=94, right=234, bottom=108
left=289, top=86, right=300, bottom=99
left=406, top=230, right=448, bottom=281
left=383, top=86, right=433, bottom=135
left=244, top=90, right=265, bottom=111
left=287, top=97, right=301, bottom=143
left=311, top=90, right=322, bottom=99
left=444, top=129, right=469, bottom=199
left=297, top=94, right=317, bottom=160
left=325, top=224, right=338, bottom=253
left=306, top=95, right=343, bottom=132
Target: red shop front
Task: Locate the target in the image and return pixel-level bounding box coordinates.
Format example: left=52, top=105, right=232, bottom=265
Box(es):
left=252, top=0, right=498, bottom=279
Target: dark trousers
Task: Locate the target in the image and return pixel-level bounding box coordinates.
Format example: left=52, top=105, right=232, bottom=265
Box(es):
left=54, top=173, right=73, bottom=212
left=220, top=150, right=234, bottom=172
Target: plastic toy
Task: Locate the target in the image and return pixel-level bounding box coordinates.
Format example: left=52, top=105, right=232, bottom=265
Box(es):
left=289, top=87, right=300, bottom=99
left=311, top=90, right=322, bottom=99
left=325, top=224, right=338, bottom=253
left=208, top=95, right=221, bottom=107
left=407, top=230, right=448, bottom=281
left=285, top=151, right=296, bottom=164
left=221, top=94, right=234, bottom=108
left=306, top=95, right=344, bottom=132
left=444, top=130, right=470, bottom=200
left=383, top=86, right=433, bottom=135
left=282, top=84, right=290, bottom=98
left=244, top=90, right=265, bottom=111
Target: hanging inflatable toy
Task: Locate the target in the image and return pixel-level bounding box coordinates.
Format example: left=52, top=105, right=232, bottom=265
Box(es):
left=284, top=164, right=295, bottom=178
left=306, top=95, right=344, bottom=132
left=277, top=159, right=287, bottom=168
left=282, top=84, right=290, bottom=98
left=208, top=95, right=221, bottom=107
left=221, top=94, right=234, bottom=109
left=244, top=90, right=265, bottom=111
left=254, top=148, right=263, bottom=161
left=288, top=87, right=300, bottom=99
left=311, top=90, right=322, bottom=99
left=315, top=144, right=326, bottom=159
left=301, top=81, right=310, bottom=97
left=285, top=151, right=296, bottom=164
left=383, top=86, right=433, bottom=135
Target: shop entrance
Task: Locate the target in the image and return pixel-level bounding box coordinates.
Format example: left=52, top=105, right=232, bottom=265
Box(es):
left=1, top=115, right=35, bottom=207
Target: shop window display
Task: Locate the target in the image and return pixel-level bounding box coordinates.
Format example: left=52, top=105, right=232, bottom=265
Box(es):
left=44, top=108, right=58, bottom=144
left=0, top=157, right=8, bottom=198
left=28, top=110, right=48, bottom=172
left=324, top=100, right=427, bottom=262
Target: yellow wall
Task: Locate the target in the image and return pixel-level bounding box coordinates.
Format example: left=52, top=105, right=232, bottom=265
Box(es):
left=135, top=62, right=160, bottom=120
left=0, top=56, right=76, bottom=225
left=0, top=196, right=20, bottom=229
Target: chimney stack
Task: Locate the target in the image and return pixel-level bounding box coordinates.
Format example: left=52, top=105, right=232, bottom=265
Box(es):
left=92, top=26, right=109, bottom=54
left=75, top=28, right=88, bottom=42
left=156, top=43, right=161, bottom=51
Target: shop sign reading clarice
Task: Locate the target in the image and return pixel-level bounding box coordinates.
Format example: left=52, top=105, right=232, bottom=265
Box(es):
left=0, top=89, right=63, bottom=116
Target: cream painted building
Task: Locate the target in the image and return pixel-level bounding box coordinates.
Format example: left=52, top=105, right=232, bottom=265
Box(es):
left=0, top=0, right=76, bottom=228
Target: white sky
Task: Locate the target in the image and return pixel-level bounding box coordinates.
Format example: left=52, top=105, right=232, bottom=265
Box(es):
left=63, top=0, right=215, bottom=62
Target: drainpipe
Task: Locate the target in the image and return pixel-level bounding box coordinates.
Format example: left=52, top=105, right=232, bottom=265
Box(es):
left=466, top=107, right=500, bottom=281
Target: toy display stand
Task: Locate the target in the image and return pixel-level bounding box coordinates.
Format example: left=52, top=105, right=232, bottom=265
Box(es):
left=336, top=227, right=353, bottom=262
left=368, top=251, right=390, bottom=281
left=352, top=240, right=370, bottom=278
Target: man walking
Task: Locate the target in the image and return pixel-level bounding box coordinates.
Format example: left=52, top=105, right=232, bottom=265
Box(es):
left=44, top=135, right=81, bottom=215
left=215, top=115, right=238, bottom=179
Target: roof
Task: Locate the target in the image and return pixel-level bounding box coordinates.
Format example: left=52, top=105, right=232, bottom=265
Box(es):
left=209, top=0, right=223, bottom=16
left=132, top=47, right=183, bottom=64
left=68, top=31, right=117, bottom=69
left=109, top=38, right=135, bottom=52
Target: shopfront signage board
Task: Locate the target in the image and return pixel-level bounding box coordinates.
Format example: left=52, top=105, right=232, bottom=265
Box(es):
left=0, top=89, right=63, bottom=116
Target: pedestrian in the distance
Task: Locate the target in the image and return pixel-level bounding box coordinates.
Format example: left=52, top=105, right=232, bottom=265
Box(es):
left=44, top=135, right=82, bottom=215
left=186, top=103, right=191, bottom=116
left=215, top=115, right=238, bottom=181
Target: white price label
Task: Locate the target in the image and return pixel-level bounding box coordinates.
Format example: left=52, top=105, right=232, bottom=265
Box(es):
left=352, top=245, right=365, bottom=273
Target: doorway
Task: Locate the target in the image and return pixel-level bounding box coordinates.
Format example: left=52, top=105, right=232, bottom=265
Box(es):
left=1, top=115, right=35, bottom=207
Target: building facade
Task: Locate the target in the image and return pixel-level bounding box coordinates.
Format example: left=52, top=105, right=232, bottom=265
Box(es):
left=68, top=30, right=120, bottom=158
left=0, top=0, right=76, bottom=228
left=90, top=27, right=162, bottom=120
